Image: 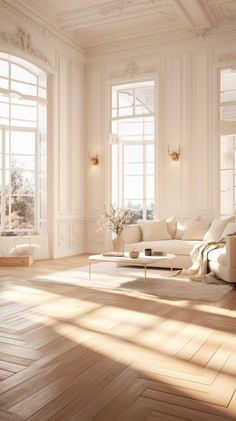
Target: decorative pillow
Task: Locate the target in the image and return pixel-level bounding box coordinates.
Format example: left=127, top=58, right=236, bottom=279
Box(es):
left=220, top=222, right=236, bottom=242
left=9, top=244, right=40, bottom=256
left=203, top=216, right=235, bottom=243
left=140, top=219, right=171, bottom=241
left=182, top=221, right=210, bottom=241
left=166, top=216, right=177, bottom=239
left=123, top=224, right=141, bottom=244
left=175, top=216, right=199, bottom=240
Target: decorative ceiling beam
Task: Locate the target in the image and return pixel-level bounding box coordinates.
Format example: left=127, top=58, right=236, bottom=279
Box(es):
left=172, top=0, right=195, bottom=28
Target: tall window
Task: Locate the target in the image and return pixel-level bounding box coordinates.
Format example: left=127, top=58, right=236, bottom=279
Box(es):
left=220, top=68, right=236, bottom=215
left=0, top=53, right=47, bottom=233
left=111, top=81, right=155, bottom=221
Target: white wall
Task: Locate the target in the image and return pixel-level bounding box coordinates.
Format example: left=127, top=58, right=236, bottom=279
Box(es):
left=86, top=33, right=236, bottom=253
left=0, top=2, right=87, bottom=259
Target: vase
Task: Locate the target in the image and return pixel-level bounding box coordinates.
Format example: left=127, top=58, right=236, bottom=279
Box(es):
left=112, top=233, right=124, bottom=253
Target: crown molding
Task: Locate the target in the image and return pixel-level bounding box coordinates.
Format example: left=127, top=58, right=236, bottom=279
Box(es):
left=0, top=0, right=86, bottom=58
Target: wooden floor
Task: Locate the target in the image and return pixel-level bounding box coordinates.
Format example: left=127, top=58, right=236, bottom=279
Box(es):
left=0, top=254, right=236, bottom=421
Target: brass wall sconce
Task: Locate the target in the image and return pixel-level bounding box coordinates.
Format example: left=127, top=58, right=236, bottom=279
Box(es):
left=88, top=153, right=99, bottom=165
left=168, top=144, right=181, bottom=161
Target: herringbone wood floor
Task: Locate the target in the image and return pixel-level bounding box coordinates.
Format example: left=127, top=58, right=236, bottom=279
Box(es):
left=0, top=254, right=236, bottom=420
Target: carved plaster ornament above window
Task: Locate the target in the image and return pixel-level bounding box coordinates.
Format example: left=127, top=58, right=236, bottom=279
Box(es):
left=218, top=53, right=236, bottom=63
left=0, top=28, right=51, bottom=65
left=109, top=61, right=157, bottom=80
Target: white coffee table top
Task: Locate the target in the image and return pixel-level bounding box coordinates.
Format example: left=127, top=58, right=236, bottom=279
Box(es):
left=88, top=252, right=176, bottom=265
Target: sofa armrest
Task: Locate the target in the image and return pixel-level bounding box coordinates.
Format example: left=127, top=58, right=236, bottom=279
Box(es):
left=226, top=235, right=236, bottom=268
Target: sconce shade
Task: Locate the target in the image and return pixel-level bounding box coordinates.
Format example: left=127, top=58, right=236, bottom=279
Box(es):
left=88, top=153, right=99, bottom=165
left=168, top=145, right=181, bottom=161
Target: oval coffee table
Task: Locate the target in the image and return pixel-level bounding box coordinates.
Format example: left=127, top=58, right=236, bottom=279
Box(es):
left=88, top=252, right=176, bottom=285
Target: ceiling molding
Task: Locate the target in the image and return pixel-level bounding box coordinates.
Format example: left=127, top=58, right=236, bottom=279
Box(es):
left=1, top=0, right=236, bottom=56
left=0, top=0, right=86, bottom=57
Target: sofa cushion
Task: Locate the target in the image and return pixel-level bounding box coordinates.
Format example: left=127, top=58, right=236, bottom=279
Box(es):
left=203, top=216, right=235, bottom=243
left=123, top=224, right=141, bottom=244
left=175, top=216, right=199, bottom=239
left=166, top=216, right=177, bottom=238
left=125, top=239, right=201, bottom=256
left=220, top=222, right=236, bottom=242
left=182, top=221, right=210, bottom=241
left=139, top=220, right=171, bottom=241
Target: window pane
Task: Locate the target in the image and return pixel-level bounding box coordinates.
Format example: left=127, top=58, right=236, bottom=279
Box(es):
left=147, top=200, right=154, bottom=220
left=11, top=120, right=37, bottom=128
left=135, top=87, right=154, bottom=107
left=124, top=199, right=143, bottom=222
left=11, top=131, right=35, bottom=155
left=146, top=175, right=154, bottom=199
left=0, top=102, right=9, bottom=118
left=11, top=155, right=35, bottom=170
left=146, top=145, right=154, bottom=161
left=11, top=64, right=37, bottom=84
left=118, top=119, right=143, bottom=138
left=0, top=78, right=9, bottom=89
left=11, top=169, right=35, bottom=194
left=11, top=81, right=37, bottom=96
left=146, top=163, right=154, bottom=174
left=124, top=163, right=143, bottom=175
left=8, top=196, right=35, bottom=230
left=0, top=117, right=9, bottom=124
left=124, top=176, right=143, bottom=199
left=0, top=60, right=9, bottom=77
left=119, top=91, right=133, bottom=107
left=118, top=107, right=133, bottom=117
left=11, top=105, right=37, bottom=121
left=135, top=105, right=152, bottom=115
left=124, top=145, right=143, bottom=162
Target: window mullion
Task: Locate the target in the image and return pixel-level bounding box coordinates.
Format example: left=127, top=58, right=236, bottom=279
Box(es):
left=2, top=129, right=6, bottom=232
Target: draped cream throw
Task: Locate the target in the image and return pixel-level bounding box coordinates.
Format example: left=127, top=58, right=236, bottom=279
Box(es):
left=181, top=242, right=225, bottom=276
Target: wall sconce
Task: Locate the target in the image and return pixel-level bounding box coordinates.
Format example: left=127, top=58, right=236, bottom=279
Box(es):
left=168, top=144, right=181, bottom=161
left=88, top=153, right=99, bottom=165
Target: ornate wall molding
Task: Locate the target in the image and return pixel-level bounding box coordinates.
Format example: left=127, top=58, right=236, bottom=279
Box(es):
left=0, top=28, right=51, bottom=66
left=109, top=61, right=157, bottom=79
left=98, top=0, right=135, bottom=16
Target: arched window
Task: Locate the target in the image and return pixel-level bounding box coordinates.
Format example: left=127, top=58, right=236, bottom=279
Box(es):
left=0, top=53, right=47, bottom=233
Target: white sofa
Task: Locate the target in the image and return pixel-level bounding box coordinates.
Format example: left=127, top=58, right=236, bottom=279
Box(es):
left=208, top=235, right=236, bottom=283
left=123, top=216, right=236, bottom=283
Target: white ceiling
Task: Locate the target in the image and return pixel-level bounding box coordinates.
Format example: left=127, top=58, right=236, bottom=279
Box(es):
left=12, top=0, right=236, bottom=48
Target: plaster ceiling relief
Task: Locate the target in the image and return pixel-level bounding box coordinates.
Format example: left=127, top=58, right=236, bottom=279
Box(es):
left=207, top=0, right=236, bottom=23
left=9, top=0, right=236, bottom=50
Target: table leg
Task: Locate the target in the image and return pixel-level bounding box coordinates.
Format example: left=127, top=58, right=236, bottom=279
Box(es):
left=144, top=265, right=147, bottom=285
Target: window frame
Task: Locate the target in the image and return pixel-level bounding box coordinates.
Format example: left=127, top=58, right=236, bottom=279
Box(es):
left=110, top=79, right=156, bottom=221
left=219, top=67, right=236, bottom=215
left=0, top=54, right=47, bottom=233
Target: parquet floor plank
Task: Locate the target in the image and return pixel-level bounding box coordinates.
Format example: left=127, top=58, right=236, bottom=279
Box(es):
left=0, top=255, right=235, bottom=420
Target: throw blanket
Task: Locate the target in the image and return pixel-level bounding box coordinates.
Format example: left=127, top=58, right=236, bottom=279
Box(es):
left=181, top=241, right=225, bottom=276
